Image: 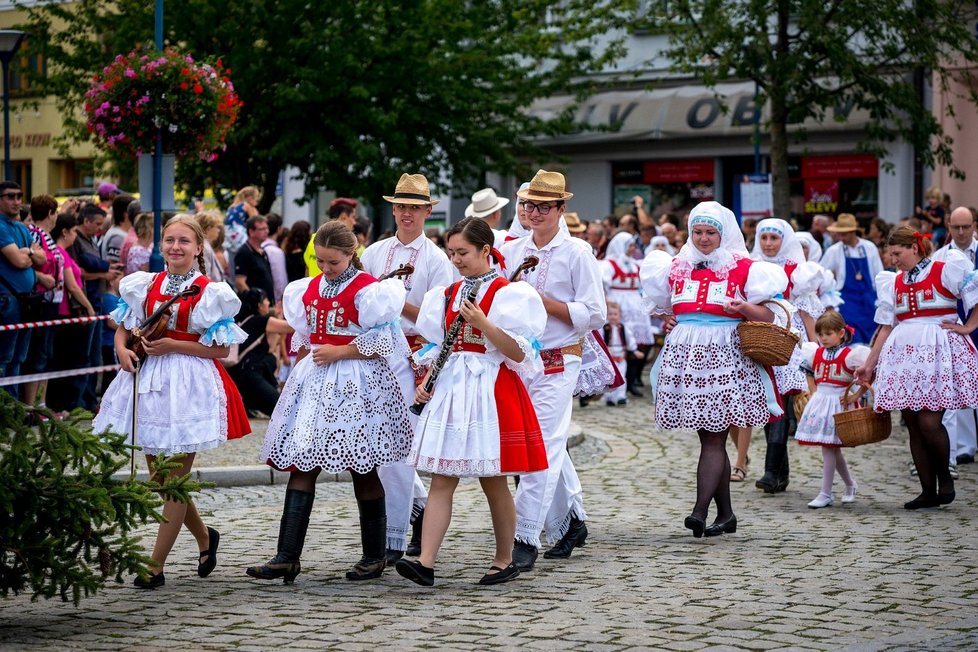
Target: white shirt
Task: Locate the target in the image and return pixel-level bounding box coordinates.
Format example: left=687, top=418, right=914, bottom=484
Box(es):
left=261, top=238, right=288, bottom=303
left=820, top=237, right=884, bottom=290
left=361, top=233, right=456, bottom=335
left=500, top=227, right=607, bottom=350
left=933, top=238, right=978, bottom=269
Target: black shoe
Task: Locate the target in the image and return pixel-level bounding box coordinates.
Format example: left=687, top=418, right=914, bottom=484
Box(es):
left=405, top=508, right=423, bottom=557
left=197, top=527, right=220, bottom=578
left=246, top=556, right=301, bottom=584
left=627, top=387, right=644, bottom=397
left=346, top=557, right=386, bottom=581
left=956, top=453, right=974, bottom=465
left=578, top=397, right=590, bottom=408
left=386, top=548, right=404, bottom=564
left=543, top=518, right=588, bottom=559
left=478, top=562, right=520, bottom=585
left=754, top=472, right=778, bottom=493
left=395, top=559, right=434, bottom=586
left=133, top=571, right=165, bottom=589
left=704, top=515, right=737, bottom=537
left=617, top=399, right=627, bottom=406
left=684, top=515, right=706, bottom=538
left=512, top=541, right=538, bottom=571
left=938, top=490, right=956, bottom=505
left=605, top=400, right=616, bottom=407
left=904, top=494, right=940, bottom=510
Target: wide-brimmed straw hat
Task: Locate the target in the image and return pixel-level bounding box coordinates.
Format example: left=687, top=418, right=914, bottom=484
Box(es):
left=465, top=188, right=509, bottom=218
left=564, top=212, right=586, bottom=233
left=382, top=173, right=440, bottom=206
left=826, top=213, right=859, bottom=233
left=516, top=169, right=573, bottom=202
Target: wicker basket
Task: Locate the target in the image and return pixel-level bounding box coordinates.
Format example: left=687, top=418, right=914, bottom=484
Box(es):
left=737, top=300, right=799, bottom=367
left=833, top=382, right=892, bottom=447
left=792, top=390, right=812, bottom=417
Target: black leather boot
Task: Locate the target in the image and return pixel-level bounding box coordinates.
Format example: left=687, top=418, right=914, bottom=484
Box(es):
left=543, top=516, right=588, bottom=559
left=405, top=506, right=424, bottom=557
left=346, top=497, right=387, bottom=580
left=756, top=420, right=789, bottom=493
left=246, top=488, right=313, bottom=584
left=512, top=540, right=539, bottom=571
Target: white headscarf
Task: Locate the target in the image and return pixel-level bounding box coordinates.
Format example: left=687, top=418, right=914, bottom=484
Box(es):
left=795, top=231, right=823, bottom=263
left=751, top=218, right=805, bottom=266
left=672, top=201, right=746, bottom=282
left=650, top=235, right=675, bottom=256
left=506, top=182, right=532, bottom=239
left=605, top=231, right=634, bottom=262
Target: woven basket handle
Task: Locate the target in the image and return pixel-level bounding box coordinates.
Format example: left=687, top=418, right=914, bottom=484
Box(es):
left=758, top=299, right=790, bottom=325
left=841, top=380, right=872, bottom=409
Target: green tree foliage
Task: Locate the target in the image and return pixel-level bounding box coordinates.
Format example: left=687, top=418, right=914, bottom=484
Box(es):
left=21, top=0, right=635, bottom=211
left=0, top=394, right=202, bottom=605
left=648, top=0, right=978, bottom=218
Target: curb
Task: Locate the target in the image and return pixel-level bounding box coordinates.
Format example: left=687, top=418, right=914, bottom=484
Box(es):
left=112, top=422, right=585, bottom=488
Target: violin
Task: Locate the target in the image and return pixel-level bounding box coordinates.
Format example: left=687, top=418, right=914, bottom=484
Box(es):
left=379, top=263, right=415, bottom=281
left=126, top=284, right=202, bottom=363
left=509, top=256, right=539, bottom=282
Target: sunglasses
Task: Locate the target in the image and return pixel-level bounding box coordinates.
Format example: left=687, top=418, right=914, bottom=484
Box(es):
left=0, top=192, right=23, bottom=200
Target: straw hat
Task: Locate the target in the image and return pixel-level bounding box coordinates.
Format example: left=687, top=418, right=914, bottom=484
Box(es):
left=516, top=169, right=573, bottom=202
left=382, top=173, right=440, bottom=205
left=564, top=212, right=586, bottom=233
left=826, top=213, right=858, bottom=233
left=465, top=188, right=510, bottom=218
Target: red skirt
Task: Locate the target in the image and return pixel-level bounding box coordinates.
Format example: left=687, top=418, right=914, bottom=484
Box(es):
left=495, top=365, right=548, bottom=474
left=213, top=360, right=251, bottom=439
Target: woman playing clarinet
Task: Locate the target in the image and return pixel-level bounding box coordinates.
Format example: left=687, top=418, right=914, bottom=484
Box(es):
left=94, top=215, right=251, bottom=588
left=395, top=217, right=548, bottom=587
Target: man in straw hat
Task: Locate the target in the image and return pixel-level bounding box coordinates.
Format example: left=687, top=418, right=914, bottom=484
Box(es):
left=819, top=213, right=884, bottom=343
left=500, top=169, right=607, bottom=569
left=465, top=187, right=509, bottom=247
left=361, top=173, right=456, bottom=564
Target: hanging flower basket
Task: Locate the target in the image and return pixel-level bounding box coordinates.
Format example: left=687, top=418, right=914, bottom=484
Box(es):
left=83, top=48, right=242, bottom=161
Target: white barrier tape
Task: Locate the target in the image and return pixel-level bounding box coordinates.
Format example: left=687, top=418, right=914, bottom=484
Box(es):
left=0, top=364, right=121, bottom=387
left=0, top=314, right=110, bottom=332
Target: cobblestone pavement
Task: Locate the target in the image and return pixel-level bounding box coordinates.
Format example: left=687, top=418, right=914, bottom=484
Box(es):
left=4, top=398, right=978, bottom=650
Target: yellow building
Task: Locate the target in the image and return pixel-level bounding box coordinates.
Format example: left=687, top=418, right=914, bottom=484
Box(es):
left=1, top=3, right=99, bottom=199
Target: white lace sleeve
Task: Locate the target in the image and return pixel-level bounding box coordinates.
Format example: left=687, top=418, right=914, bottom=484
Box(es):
left=873, top=271, right=897, bottom=327
left=639, top=251, right=674, bottom=314
left=192, top=283, right=247, bottom=345
left=284, top=277, right=314, bottom=352
left=745, top=260, right=789, bottom=304
left=485, top=283, right=546, bottom=373
left=351, top=279, right=408, bottom=358
left=941, top=250, right=976, bottom=309
left=116, top=271, right=155, bottom=329
left=818, top=268, right=844, bottom=308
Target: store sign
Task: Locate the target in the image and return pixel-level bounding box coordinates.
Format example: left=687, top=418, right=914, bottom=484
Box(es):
left=644, top=159, right=714, bottom=183
left=802, top=154, right=877, bottom=178
left=0, top=133, right=52, bottom=148
left=804, top=179, right=839, bottom=214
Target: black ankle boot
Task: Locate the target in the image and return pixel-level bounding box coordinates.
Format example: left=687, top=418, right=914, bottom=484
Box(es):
left=544, top=517, right=588, bottom=559
left=246, top=488, right=314, bottom=584
left=756, top=417, right=790, bottom=493
left=347, top=497, right=387, bottom=580
left=405, top=507, right=424, bottom=557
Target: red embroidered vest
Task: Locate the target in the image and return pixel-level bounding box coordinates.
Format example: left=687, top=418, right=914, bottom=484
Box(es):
left=607, top=259, right=640, bottom=291
left=812, top=346, right=855, bottom=387
left=445, top=277, right=507, bottom=353
left=303, top=272, right=377, bottom=345
left=146, top=273, right=210, bottom=342
left=671, top=257, right=753, bottom=319
left=894, top=261, right=956, bottom=321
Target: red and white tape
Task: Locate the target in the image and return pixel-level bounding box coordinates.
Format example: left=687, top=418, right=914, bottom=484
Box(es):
left=0, top=314, right=110, bottom=332
left=0, top=364, right=121, bottom=387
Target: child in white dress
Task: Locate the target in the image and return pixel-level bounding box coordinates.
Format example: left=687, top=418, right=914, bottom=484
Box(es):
left=600, top=302, right=642, bottom=406
left=395, top=218, right=547, bottom=587
left=247, top=222, right=412, bottom=583
left=94, top=215, right=250, bottom=588
left=795, top=311, right=869, bottom=508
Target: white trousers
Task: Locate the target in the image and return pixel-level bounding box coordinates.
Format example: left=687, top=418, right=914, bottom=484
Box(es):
left=378, top=353, right=428, bottom=551
left=515, top=356, right=586, bottom=549
left=943, top=408, right=978, bottom=462
left=602, top=359, right=627, bottom=403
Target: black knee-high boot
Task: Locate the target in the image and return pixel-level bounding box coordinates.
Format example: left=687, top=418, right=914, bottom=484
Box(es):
left=246, top=488, right=314, bottom=584
left=756, top=396, right=793, bottom=493
left=346, top=497, right=387, bottom=580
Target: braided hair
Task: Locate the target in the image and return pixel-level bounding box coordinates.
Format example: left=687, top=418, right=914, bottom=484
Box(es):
left=313, top=221, right=363, bottom=270
left=162, top=213, right=208, bottom=276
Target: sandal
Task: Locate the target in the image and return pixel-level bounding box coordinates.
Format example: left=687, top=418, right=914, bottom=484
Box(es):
left=730, top=466, right=747, bottom=482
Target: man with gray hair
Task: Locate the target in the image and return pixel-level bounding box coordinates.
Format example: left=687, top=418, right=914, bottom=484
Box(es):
left=810, top=214, right=834, bottom=251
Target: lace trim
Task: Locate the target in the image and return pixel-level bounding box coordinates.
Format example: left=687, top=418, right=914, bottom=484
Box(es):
left=353, top=324, right=397, bottom=358
left=412, top=456, right=502, bottom=477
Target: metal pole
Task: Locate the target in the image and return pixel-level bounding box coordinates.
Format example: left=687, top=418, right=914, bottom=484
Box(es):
left=753, top=80, right=760, bottom=176
left=2, top=58, right=10, bottom=181
left=148, top=0, right=165, bottom=272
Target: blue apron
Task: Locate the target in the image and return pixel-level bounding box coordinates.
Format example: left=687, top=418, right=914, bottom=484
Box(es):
left=839, top=247, right=876, bottom=344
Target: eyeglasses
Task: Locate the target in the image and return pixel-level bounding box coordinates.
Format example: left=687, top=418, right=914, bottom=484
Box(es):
left=0, top=192, right=22, bottom=200
left=519, top=201, right=556, bottom=215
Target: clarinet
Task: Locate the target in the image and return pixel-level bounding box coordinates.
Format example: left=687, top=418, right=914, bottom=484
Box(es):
left=409, top=280, right=483, bottom=415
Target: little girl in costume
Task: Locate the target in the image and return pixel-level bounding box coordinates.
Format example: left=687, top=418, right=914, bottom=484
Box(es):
left=396, top=217, right=547, bottom=587
left=795, top=310, right=869, bottom=508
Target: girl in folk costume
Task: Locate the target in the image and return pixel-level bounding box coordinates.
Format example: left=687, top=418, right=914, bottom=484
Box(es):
left=396, top=218, right=548, bottom=587
left=601, top=231, right=653, bottom=397
left=856, top=226, right=978, bottom=509
left=640, top=201, right=788, bottom=538
left=599, top=301, right=643, bottom=406
left=748, top=219, right=823, bottom=493
left=795, top=311, right=870, bottom=508
left=247, top=222, right=412, bottom=583
left=94, top=215, right=251, bottom=589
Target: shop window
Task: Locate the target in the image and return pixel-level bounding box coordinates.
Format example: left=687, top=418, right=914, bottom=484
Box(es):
left=9, top=47, right=45, bottom=98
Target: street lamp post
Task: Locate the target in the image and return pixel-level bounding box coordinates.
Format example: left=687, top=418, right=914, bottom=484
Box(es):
left=0, top=30, right=28, bottom=182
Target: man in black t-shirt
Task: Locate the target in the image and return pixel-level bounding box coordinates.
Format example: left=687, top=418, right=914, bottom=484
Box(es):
left=234, top=215, right=275, bottom=300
